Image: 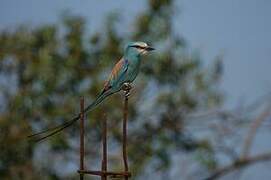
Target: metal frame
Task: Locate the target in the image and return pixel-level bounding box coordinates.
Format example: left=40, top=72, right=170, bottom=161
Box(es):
left=78, top=84, right=132, bottom=180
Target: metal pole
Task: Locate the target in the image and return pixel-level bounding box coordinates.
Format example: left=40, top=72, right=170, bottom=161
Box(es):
left=122, top=83, right=131, bottom=180
left=79, top=97, right=85, bottom=180
left=101, top=114, right=107, bottom=180
left=77, top=83, right=132, bottom=180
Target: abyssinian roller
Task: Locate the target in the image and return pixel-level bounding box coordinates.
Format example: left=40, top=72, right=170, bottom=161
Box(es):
left=28, top=42, right=155, bottom=142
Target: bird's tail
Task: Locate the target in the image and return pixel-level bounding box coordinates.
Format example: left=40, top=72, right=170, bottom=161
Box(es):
left=28, top=90, right=113, bottom=143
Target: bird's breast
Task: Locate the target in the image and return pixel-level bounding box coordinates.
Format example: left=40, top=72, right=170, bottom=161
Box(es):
left=126, top=58, right=141, bottom=82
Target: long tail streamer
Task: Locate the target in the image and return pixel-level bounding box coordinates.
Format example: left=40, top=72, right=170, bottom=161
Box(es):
left=28, top=91, right=113, bottom=143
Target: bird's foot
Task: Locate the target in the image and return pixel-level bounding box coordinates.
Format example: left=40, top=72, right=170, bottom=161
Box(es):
left=122, top=82, right=132, bottom=91
left=125, top=92, right=130, bottom=98
left=122, top=82, right=132, bottom=97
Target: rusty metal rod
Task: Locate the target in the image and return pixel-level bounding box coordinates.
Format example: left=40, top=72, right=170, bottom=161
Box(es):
left=77, top=83, right=132, bottom=180
left=77, top=170, right=131, bottom=177
left=79, top=97, right=85, bottom=180
left=123, top=90, right=130, bottom=180
left=101, top=114, right=107, bottom=180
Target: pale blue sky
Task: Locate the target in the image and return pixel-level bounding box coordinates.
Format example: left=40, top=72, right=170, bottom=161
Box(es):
left=179, top=0, right=271, bottom=106
left=1, top=0, right=270, bottom=106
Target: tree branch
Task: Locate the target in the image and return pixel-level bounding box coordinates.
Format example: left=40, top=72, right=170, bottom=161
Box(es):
left=241, top=105, right=271, bottom=158
left=204, top=152, right=271, bottom=180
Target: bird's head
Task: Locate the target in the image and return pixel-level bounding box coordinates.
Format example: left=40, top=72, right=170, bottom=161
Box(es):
left=125, top=41, right=155, bottom=57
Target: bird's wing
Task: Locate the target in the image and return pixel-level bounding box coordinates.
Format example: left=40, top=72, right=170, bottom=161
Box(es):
left=103, top=58, right=129, bottom=91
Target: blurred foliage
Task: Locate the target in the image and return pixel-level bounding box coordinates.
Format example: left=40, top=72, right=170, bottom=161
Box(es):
left=0, top=0, right=223, bottom=179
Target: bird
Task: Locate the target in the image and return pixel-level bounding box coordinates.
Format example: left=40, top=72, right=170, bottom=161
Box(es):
left=28, top=41, right=155, bottom=142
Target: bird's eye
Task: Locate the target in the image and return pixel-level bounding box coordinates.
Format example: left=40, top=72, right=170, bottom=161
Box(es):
left=131, top=45, right=145, bottom=49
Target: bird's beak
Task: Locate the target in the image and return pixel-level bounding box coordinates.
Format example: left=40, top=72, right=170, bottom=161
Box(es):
left=145, top=46, right=155, bottom=51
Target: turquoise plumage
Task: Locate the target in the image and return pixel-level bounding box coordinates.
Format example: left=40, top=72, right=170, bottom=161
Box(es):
left=29, top=41, right=154, bottom=142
